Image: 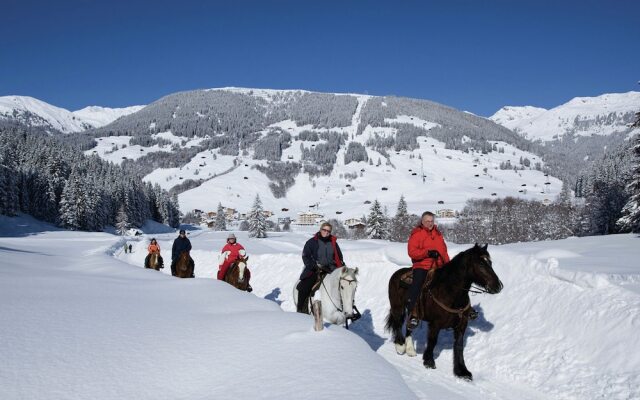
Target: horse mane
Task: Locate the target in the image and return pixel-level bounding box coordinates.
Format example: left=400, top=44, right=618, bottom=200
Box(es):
left=430, top=246, right=475, bottom=288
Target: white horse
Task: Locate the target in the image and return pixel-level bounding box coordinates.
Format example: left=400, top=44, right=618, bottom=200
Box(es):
left=294, top=267, right=360, bottom=330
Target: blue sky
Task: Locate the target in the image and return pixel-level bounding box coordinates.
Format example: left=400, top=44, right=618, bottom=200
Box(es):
left=1, top=0, right=638, bottom=116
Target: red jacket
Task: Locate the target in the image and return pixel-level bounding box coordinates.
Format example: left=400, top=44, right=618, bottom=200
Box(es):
left=407, top=225, right=450, bottom=270
left=148, top=243, right=161, bottom=254
left=220, top=242, right=245, bottom=268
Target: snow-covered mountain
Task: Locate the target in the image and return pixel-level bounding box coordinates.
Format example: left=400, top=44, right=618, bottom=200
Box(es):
left=0, top=95, right=144, bottom=133
left=83, top=87, right=560, bottom=218
left=490, top=91, right=640, bottom=141
left=71, top=105, right=145, bottom=129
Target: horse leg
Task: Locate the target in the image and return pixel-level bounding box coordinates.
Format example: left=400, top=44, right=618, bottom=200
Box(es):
left=423, top=325, right=439, bottom=369
left=312, top=300, right=323, bottom=331
left=452, top=323, right=472, bottom=380
left=405, top=331, right=417, bottom=357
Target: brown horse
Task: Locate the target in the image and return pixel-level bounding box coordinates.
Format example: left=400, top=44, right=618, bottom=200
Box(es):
left=385, top=244, right=503, bottom=380
left=147, top=253, right=161, bottom=271
left=174, top=251, right=194, bottom=278
left=223, top=256, right=251, bottom=291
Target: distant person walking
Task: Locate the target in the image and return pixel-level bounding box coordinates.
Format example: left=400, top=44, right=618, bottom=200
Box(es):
left=129, top=244, right=132, bottom=253
left=124, top=243, right=128, bottom=254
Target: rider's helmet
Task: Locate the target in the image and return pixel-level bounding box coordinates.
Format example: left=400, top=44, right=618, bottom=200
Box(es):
left=227, top=233, right=236, bottom=241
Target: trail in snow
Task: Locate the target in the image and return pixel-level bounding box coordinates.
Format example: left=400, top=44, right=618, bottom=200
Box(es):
left=117, top=228, right=640, bottom=400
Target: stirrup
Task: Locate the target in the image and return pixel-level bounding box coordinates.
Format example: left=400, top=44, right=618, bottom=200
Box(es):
left=469, top=308, right=479, bottom=320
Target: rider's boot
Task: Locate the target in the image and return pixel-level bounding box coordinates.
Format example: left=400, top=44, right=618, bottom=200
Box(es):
left=406, top=305, right=419, bottom=330
left=469, top=307, right=479, bottom=320
left=296, top=296, right=309, bottom=314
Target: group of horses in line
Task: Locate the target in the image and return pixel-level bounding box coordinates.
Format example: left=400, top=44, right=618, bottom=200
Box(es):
left=145, top=243, right=503, bottom=381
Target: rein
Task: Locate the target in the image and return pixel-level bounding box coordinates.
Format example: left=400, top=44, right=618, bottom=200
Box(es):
left=428, top=289, right=471, bottom=321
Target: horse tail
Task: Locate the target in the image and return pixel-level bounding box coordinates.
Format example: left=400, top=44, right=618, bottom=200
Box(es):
left=385, top=269, right=408, bottom=339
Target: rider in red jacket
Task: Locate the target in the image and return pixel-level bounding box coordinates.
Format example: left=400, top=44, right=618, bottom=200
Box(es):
left=217, top=233, right=251, bottom=291
left=406, top=211, right=450, bottom=329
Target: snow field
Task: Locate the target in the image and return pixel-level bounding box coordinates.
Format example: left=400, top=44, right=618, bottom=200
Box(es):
left=120, top=227, right=640, bottom=399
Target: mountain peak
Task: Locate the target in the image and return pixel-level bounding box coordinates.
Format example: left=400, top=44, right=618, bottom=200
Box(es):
left=0, top=95, right=145, bottom=133
left=490, top=91, right=640, bottom=141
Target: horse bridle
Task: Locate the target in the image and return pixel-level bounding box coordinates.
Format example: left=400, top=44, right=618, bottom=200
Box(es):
left=319, top=274, right=362, bottom=328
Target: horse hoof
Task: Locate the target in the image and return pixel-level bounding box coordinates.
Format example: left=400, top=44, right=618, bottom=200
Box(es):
left=455, top=370, right=473, bottom=381
left=394, top=342, right=406, bottom=355
left=405, top=338, right=417, bottom=357
left=423, top=359, right=436, bottom=369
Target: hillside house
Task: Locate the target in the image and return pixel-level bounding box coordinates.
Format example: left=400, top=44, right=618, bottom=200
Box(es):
left=296, top=212, right=324, bottom=225
left=436, top=209, right=456, bottom=218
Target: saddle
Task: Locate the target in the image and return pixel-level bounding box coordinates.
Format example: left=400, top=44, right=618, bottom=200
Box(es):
left=400, top=268, right=437, bottom=289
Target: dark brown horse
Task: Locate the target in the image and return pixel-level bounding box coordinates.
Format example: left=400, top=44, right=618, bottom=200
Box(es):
left=174, top=251, right=194, bottom=278
left=385, top=244, right=503, bottom=380
left=223, top=256, right=251, bottom=291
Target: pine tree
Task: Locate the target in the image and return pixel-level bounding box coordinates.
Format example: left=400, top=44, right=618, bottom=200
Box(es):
left=58, top=171, right=84, bottom=230
left=366, top=199, right=388, bottom=239
left=214, top=202, right=227, bottom=231
left=618, top=134, right=640, bottom=232
left=248, top=194, right=267, bottom=238
left=115, top=206, right=130, bottom=236
left=389, top=195, right=413, bottom=242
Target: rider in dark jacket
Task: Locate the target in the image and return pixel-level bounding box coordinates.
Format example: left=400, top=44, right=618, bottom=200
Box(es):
left=171, top=229, right=194, bottom=277
left=297, top=222, right=345, bottom=313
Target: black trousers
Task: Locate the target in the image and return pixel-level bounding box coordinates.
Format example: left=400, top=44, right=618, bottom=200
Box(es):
left=296, top=271, right=318, bottom=313
left=406, top=268, right=428, bottom=314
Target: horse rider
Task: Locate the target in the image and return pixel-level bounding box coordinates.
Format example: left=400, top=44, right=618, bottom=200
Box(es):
left=406, top=211, right=451, bottom=329
left=217, top=233, right=252, bottom=292
left=171, top=229, right=194, bottom=277
left=144, top=238, right=164, bottom=269
left=297, top=222, right=345, bottom=314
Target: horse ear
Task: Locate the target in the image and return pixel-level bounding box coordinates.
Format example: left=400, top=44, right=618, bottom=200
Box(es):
left=245, top=256, right=249, bottom=261
left=354, top=267, right=359, bottom=274
left=474, top=242, right=479, bottom=248
left=482, top=243, right=488, bottom=250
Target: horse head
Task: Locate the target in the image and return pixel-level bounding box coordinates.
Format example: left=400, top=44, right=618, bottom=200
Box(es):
left=339, top=267, right=359, bottom=318
left=235, top=255, right=248, bottom=282
left=467, top=244, right=503, bottom=294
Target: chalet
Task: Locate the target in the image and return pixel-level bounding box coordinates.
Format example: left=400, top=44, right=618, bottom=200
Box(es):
left=348, top=222, right=366, bottom=230
left=436, top=209, right=455, bottom=218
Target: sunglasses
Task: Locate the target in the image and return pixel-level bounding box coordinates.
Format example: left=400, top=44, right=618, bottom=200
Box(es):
left=321, top=228, right=332, bottom=233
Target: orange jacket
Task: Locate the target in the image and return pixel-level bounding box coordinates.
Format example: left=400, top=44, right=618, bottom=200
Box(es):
left=148, top=243, right=161, bottom=254
left=407, top=225, right=450, bottom=270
